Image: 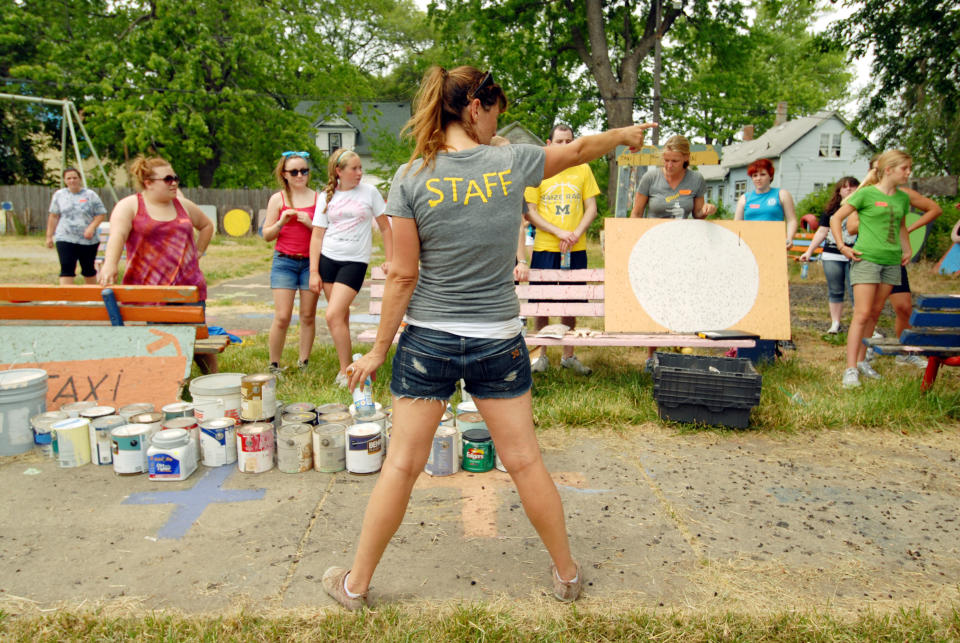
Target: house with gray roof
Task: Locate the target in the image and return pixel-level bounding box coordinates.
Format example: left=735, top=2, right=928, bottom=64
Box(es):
left=702, top=111, right=874, bottom=211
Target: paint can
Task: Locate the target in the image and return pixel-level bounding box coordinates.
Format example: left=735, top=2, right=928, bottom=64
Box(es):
left=425, top=425, right=460, bottom=477
left=89, top=415, right=124, bottom=465
left=236, top=422, right=275, bottom=473
left=162, top=416, right=200, bottom=453
left=0, top=369, right=48, bottom=456
left=439, top=410, right=456, bottom=428
left=461, top=428, right=495, bottom=473
left=317, top=411, right=353, bottom=427
left=118, top=403, right=154, bottom=421
left=285, top=402, right=316, bottom=416
left=282, top=411, right=317, bottom=426
left=189, top=372, right=244, bottom=421
left=148, top=428, right=198, bottom=481
left=199, top=418, right=237, bottom=466
left=346, top=422, right=383, bottom=475
left=364, top=410, right=388, bottom=431
left=79, top=406, right=116, bottom=464
left=51, top=417, right=91, bottom=467
left=276, top=423, right=313, bottom=473
left=161, top=401, right=195, bottom=420
left=312, top=423, right=346, bottom=473
left=316, top=402, right=348, bottom=416
left=128, top=411, right=163, bottom=443
left=495, top=450, right=507, bottom=472
left=457, top=411, right=486, bottom=432
left=31, top=411, right=69, bottom=458
left=240, top=373, right=277, bottom=421
left=111, top=423, right=152, bottom=475
left=349, top=401, right=383, bottom=417
left=59, top=400, right=97, bottom=418
left=456, top=400, right=478, bottom=416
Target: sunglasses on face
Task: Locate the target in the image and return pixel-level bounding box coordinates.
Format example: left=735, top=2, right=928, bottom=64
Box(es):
left=150, top=174, right=180, bottom=185
left=469, top=70, right=494, bottom=100
left=285, top=168, right=310, bottom=176
left=282, top=151, right=310, bottom=159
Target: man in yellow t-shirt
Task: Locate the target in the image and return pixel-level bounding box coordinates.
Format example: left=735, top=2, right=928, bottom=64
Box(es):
left=524, top=124, right=600, bottom=376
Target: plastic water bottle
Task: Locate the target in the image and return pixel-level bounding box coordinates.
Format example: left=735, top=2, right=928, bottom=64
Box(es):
left=560, top=250, right=571, bottom=270
left=351, top=353, right=375, bottom=418
left=800, top=262, right=809, bottom=279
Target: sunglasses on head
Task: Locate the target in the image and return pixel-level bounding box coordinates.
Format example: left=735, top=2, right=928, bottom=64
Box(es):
left=468, top=70, right=494, bottom=100
left=151, top=174, right=180, bottom=185
left=285, top=168, right=310, bottom=176
left=282, top=151, right=310, bottom=159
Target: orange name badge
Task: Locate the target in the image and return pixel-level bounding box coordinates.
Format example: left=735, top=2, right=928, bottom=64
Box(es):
left=749, top=203, right=760, bottom=208
left=875, top=201, right=888, bottom=207
left=679, top=189, right=692, bottom=195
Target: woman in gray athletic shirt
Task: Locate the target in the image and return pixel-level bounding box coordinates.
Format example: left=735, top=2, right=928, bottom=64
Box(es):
left=321, top=65, right=655, bottom=610
left=630, top=134, right=716, bottom=219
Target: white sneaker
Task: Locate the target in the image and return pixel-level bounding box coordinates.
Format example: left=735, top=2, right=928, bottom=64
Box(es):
left=896, top=354, right=928, bottom=368
left=842, top=367, right=861, bottom=388
left=335, top=372, right=349, bottom=388
left=865, top=347, right=877, bottom=363
left=531, top=355, right=550, bottom=373
left=872, top=330, right=884, bottom=339
left=827, top=321, right=841, bottom=334
left=561, top=355, right=592, bottom=376
left=857, top=360, right=882, bottom=379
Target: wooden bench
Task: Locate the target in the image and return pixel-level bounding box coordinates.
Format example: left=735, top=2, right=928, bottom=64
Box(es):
left=357, top=267, right=757, bottom=351
left=788, top=231, right=823, bottom=260
left=865, top=294, right=960, bottom=392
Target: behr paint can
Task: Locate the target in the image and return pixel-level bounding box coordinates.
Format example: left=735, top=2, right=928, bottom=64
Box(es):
left=425, top=425, right=460, bottom=477
left=148, top=428, right=198, bottom=481
left=199, top=418, right=237, bottom=466
left=118, top=403, right=154, bottom=421
left=51, top=417, right=91, bottom=467
left=90, top=415, right=125, bottom=465
left=284, top=402, right=316, bottom=416
left=60, top=401, right=97, bottom=418
left=162, top=416, right=200, bottom=453
left=237, top=422, right=275, bottom=473
left=346, top=423, right=382, bottom=475
left=276, top=423, right=313, bottom=473
left=312, top=423, right=346, bottom=473
left=111, top=423, right=152, bottom=475
left=317, top=411, right=353, bottom=427
left=161, top=401, right=195, bottom=420
left=282, top=411, right=317, bottom=426
left=31, top=411, right=69, bottom=458
left=316, top=402, right=349, bottom=416
left=461, top=428, right=495, bottom=473
left=240, top=373, right=277, bottom=421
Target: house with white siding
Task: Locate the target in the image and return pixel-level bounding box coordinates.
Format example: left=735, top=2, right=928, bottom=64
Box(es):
left=702, top=111, right=874, bottom=211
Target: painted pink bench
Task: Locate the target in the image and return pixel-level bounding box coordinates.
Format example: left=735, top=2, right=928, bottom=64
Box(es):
left=356, top=267, right=755, bottom=350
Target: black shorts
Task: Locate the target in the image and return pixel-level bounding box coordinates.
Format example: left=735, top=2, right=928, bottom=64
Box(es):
left=890, top=265, right=911, bottom=295
left=56, top=241, right=99, bottom=278
left=319, top=255, right=367, bottom=292
left=529, top=250, right=588, bottom=307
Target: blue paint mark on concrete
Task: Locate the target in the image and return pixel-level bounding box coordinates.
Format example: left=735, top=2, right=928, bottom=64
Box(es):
left=558, top=485, right=613, bottom=494
left=122, top=466, right=265, bottom=539
left=350, top=314, right=380, bottom=324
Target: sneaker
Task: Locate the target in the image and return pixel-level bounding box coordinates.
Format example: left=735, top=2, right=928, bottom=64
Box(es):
left=322, top=567, right=367, bottom=611
left=644, top=357, right=655, bottom=373
left=857, top=360, right=882, bottom=379
left=268, top=363, right=283, bottom=376
left=297, top=359, right=309, bottom=374
left=551, top=560, right=582, bottom=602
left=872, top=330, right=884, bottom=339
left=896, top=354, right=928, bottom=368
left=561, top=355, right=592, bottom=376
left=827, top=321, right=841, bottom=334
left=779, top=340, right=797, bottom=351
left=531, top=355, right=550, bottom=373
left=842, top=367, right=861, bottom=389
left=334, top=372, right=349, bottom=388
left=865, top=347, right=877, bottom=363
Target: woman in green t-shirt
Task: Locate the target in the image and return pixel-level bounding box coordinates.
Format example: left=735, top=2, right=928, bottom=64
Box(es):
left=829, top=150, right=913, bottom=389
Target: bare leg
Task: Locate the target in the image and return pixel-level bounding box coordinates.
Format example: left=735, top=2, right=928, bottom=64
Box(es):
left=531, top=316, right=549, bottom=360
left=269, top=288, right=296, bottom=364
left=860, top=284, right=894, bottom=362
left=346, top=396, right=445, bottom=593
left=560, top=315, right=576, bottom=360
left=474, top=392, right=577, bottom=580
left=828, top=301, right=843, bottom=326
left=297, top=288, right=320, bottom=363
left=82, top=275, right=97, bottom=285
left=58, top=276, right=75, bottom=285
left=848, top=283, right=893, bottom=366
left=323, top=282, right=360, bottom=373
left=890, top=291, right=913, bottom=340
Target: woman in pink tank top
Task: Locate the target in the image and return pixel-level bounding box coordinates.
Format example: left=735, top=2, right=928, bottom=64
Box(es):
left=262, top=151, right=320, bottom=375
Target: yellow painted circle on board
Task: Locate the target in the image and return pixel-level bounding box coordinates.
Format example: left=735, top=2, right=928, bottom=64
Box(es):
left=223, top=208, right=251, bottom=236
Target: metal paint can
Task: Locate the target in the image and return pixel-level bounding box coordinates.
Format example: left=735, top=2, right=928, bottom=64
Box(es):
left=425, top=425, right=460, bottom=477
left=312, top=423, right=346, bottom=473
left=495, top=450, right=507, bottom=472
left=456, top=400, right=478, bottom=416
left=439, top=410, right=456, bottom=428
left=111, top=423, right=152, bottom=475
left=236, top=422, right=275, bottom=473
left=162, top=416, right=200, bottom=453
left=276, top=423, right=313, bottom=473
left=31, top=411, right=69, bottom=458
left=461, top=428, right=495, bottom=473
left=118, top=403, right=154, bottom=421
left=282, top=411, right=317, bottom=426
left=316, top=402, right=348, bottom=416
left=128, top=411, right=163, bottom=437
left=161, top=401, right=195, bottom=420
left=364, top=410, right=388, bottom=431
left=285, top=402, right=317, bottom=416
left=199, top=418, right=237, bottom=466
left=148, top=428, right=198, bottom=481
left=457, top=411, right=487, bottom=432
left=80, top=406, right=116, bottom=465
left=60, top=401, right=97, bottom=418
left=90, top=415, right=124, bottom=465
left=346, top=422, right=383, bottom=475
left=349, top=401, right=383, bottom=417
left=240, top=373, right=277, bottom=421
left=51, top=417, right=91, bottom=467
left=317, top=411, right=353, bottom=427
left=189, top=372, right=244, bottom=422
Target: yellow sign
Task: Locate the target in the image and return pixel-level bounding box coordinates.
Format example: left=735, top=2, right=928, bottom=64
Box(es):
left=223, top=208, right=251, bottom=237
left=617, top=144, right=721, bottom=167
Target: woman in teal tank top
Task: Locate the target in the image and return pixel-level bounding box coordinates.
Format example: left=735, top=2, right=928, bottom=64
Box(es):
left=734, top=158, right=797, bottom=247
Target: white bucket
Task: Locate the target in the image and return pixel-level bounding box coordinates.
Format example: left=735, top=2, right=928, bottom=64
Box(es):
left=189, top=372, right=244, bottom=422
left=346, top=422, right=383, bottom=475
left=0, top=369, right=48, bottom=456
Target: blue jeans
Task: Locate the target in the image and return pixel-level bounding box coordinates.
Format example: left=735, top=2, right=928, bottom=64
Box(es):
left=821, top=259, right=852, bottom=304
left=390, top=325, right=532, bottom=400
left=270, top=251, right=310, bottom=290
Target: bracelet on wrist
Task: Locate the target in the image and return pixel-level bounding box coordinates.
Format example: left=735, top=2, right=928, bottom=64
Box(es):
left=518, top=259, right=528, bottom=264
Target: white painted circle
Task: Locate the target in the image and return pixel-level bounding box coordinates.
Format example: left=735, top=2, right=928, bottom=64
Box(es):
left=627, top=221, right=760, bottom=332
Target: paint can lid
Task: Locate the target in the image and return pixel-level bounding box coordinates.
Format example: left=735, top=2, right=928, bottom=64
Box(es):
left=200, top=418, right=237, bottom=430
left=163, top=417, right=199, bottom=430
left=278, top=423, right=311, bottom=438
left=91, top=415, right=126, bottom=430
left=316, top=403, right=348, bottom=415
left=80, top=405, right=117, bottom=419
left=348, top=422, right=381, bottom=436
left=313, top=423, right=346, bottom=436
left=161, top=402, right=194, bottom=413
left=462, top=428, right=491, bottom=442
left=51, top=417, right=89, bottom=431
left=282, top=412, right=316, bottom=424
left=238, top=422, right=273, bottom=435
left=118, top=403, right=154, bottom=418
left=457, top=400, right=478, bottom=414
left=0, top=368, right=47, bottom=390
left=130, top=412, right=164, bottom=424
left=31, top=411, right=70, bottom=431
left=285, top=402, right=317, bottom=414
left=188, top=372, right=244, bottom=396
left=111, top=423, right=152, bottom=437
left=317, top=411, right=352, bottom=425
left=151, top=427, right=190, bottom=448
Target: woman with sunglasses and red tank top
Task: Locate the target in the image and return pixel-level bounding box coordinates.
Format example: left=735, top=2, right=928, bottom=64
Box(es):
left=99, top=155, right=216, bottom=371
left=262, top=151, right=321, bottom=375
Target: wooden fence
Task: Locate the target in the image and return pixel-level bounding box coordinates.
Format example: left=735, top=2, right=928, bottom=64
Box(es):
left=0, top=185, right=273, bottom=235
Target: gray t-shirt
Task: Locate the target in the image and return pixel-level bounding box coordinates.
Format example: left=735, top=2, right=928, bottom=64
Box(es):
left=49, top=187, right=107, bottom=245
left=387, top=144, right=545, bottom=322
left=636, top=168, right=706, bottom=218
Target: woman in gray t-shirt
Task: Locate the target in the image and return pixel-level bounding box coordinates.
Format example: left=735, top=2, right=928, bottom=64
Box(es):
left=45, top=167, right=107, bottom=285
left=320, top=64, right=656, bottom=610
left=629, top=135, right=715, bottom=219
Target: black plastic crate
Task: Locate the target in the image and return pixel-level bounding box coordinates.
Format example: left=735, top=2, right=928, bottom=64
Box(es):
left=652, top=352, right=762, bottom=429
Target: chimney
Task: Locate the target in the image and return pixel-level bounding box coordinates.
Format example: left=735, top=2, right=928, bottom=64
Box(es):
left=743, top=125, right=754, bottom=141
left=774, top=101, right=788, bottom=126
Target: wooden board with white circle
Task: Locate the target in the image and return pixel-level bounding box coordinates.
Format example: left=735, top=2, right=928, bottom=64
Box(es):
left=604, top=219, right=791, bottom=339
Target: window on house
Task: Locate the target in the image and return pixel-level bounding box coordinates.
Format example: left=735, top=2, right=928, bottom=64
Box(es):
left=819, top=133, right=841, bottom=158
left=706, top=187, right=713, bottom=201
left=813, top=182, right=825, bottom=192
left=329, top=133, right=342, bottom=152
left=734, top=180, right=747, bottom=199
left=718, top=185, right=724, bottom=203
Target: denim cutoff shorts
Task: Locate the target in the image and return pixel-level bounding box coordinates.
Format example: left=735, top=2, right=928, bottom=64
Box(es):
left=270, top=251, right=311, bottom=290
left=390, top=324, right=532, bottom=401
